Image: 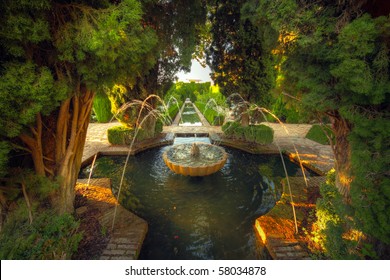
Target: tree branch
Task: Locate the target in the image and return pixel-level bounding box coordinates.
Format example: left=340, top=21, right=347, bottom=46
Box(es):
left=21, top=181, right=33, bottom=225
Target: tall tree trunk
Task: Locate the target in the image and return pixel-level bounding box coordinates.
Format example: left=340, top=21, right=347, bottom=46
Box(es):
left=20, top=114, right=46, bottom=176
left=54, top=89, right=94, bottom=214
left=330, top=112, right=353, bottom=201
left=19, top=86, right=94, bottom=214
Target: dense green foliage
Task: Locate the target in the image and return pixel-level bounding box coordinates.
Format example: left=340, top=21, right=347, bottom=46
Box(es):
left=154, top=120, right=164, bottom=135
left=247, top=0, right=390, bottom=256
left=107, top=120, right=163, bottom=146
left=93, top=94, right=113, bottom=123
left=311, top=169, right=351, bottom=259
left=195, top=85, right=226, bottom=107
left=164, top=82, right=211, bottom=103
left=0, top=0, right=160, bottom=214
left=0, top=210, right=81, bottom=259
left=207, top=0, right=276, bottom=106
left=349, top=114, right=390, bottom=246
left=311, top=169, right=380, bottom=259
left=0, top=0, right=207, bottom=216
left=108, top=125, right=132, bottom=145
left=107, top=125, right=143, bottom=145
left=0, top=62, right=64, bottom=138
left=125, top=0, right=207, bottom=98
left=0, top=142, right=10, bottom=178
left=271, top=96, right=310, bottom=123
left=222, top=122, right=274, bottom=144
left=305, top=125, right=334, bottom=145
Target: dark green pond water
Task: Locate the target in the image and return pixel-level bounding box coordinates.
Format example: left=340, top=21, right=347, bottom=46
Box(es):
left=80, top=141, right=312, bottom=260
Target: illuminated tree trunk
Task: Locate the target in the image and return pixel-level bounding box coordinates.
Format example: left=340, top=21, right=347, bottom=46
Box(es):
left=54, top=88, right=94, bottom=214
left=330, top=112, right=353, bottom=201
left=19, top=86, right=94, bottom=214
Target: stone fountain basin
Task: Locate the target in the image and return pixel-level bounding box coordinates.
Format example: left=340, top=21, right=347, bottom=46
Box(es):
left=163, top=142, right=227, bottom=176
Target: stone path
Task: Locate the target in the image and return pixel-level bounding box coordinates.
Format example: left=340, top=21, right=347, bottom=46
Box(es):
left=265, top=123, right=334, bottom=175
left=75, top=178, right=148, bottom=260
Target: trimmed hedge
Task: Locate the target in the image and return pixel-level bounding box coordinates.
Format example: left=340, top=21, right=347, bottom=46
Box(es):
left=222, top=122, right=274, bottom=144
left=305, top=124, right=334, bottom=145
left=107, top=125, right=147, bottom=145
left=195, top=102, right=225, bottom=126
left=108, top=122, right=164, bottom=145
left=107, top=125, right=134, bottom=145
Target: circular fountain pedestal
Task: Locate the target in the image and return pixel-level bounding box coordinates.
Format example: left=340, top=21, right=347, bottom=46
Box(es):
left=163, top=142, right=227, bottom=176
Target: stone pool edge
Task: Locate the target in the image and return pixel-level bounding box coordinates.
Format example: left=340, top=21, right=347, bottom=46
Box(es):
left=75, top=178, right=148, bottom=260
left=210, top=132, right=332, bottom=260
left=79, top=133, right=174, bottom=260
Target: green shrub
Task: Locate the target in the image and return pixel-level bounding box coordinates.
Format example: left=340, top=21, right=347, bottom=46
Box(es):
left=194, top=101, right=205, bottom=113
left=254, top=125, right=274, bottom=144
left=311, top=169, right=361, bottom=259
left=244, top=126, right=256, bottom=142
left=155, top=119, right=163, bottom=134
left=92, top=94, right=113, bottom=123
left=271, top=95, right=311, bottom=123
left=235, top=126, right=246, bottom=140
left=306, top=124, right=334, bottom=145
left=107, top=125, right=150, bottom=145
left=0, top=210, right=82, bottom=259
left=222, top=121, right=240, bottom=136
left=222, top=122, right=274, bottom=144
left=107, top=125, right=133, bottom=145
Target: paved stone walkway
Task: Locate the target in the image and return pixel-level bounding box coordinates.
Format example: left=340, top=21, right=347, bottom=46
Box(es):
left=265, top=123, right=334, bottom=175
left=75, top=178, right=148, bottom=260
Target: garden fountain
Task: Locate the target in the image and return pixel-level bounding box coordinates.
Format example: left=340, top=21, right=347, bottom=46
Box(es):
left=163, top=142, right=227, bottom=176
left=81, top=93, right=316, bottom=259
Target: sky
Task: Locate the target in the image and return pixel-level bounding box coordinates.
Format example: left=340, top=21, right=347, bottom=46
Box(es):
left=176, top=59, right=213, bottom=83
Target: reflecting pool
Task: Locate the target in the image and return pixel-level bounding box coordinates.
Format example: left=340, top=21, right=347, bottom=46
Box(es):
left=80, top=142, right=313, bottom=260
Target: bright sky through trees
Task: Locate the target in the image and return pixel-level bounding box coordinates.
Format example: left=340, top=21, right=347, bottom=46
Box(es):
left=176, top=59, right=212, bottom=82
